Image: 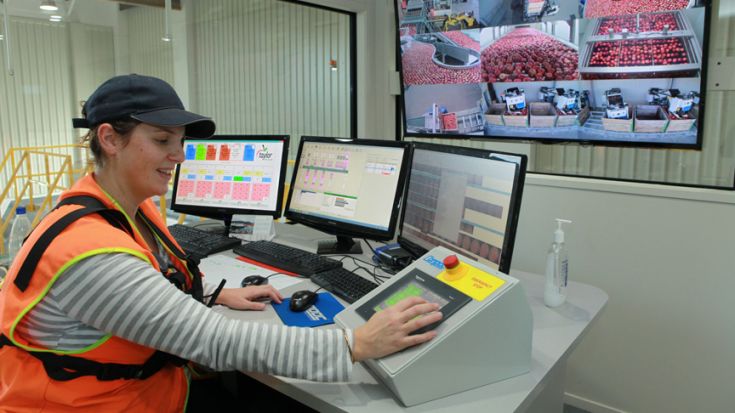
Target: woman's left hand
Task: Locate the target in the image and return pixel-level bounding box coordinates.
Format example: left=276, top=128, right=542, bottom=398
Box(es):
left=215, top=285, right=283, bottom=310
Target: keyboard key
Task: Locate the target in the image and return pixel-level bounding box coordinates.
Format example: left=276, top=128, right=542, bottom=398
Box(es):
left=310, top=267, right=378, bottom=304
left=233, top=241, right=342, bottom=276
left=168, top=224, right=241, bottom=258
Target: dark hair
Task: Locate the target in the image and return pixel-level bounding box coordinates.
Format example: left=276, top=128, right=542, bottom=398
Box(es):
left=81, top=118, right=141, bottom=168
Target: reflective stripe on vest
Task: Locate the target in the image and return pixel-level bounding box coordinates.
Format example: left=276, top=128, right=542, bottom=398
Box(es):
left=1, top=194, right=201, bottom=380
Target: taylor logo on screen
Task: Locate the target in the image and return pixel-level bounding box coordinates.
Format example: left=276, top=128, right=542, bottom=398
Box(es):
left=257, top=145, right=273, bottom=160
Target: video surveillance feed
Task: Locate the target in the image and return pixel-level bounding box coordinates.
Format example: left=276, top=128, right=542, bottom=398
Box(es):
left=397, top=0, right=708, bottom=148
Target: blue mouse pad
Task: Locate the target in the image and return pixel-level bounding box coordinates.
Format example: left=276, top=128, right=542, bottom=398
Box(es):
left=273, top=292, right=345, bottom=327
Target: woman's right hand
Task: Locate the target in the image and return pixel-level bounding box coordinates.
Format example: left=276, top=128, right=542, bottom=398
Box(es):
left=351, top=297, right=442, bottom=362
left=215, top=285, right=283, bottom=310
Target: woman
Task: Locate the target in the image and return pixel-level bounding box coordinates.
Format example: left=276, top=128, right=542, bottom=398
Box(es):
left=0, top=74, right=441, bottom=412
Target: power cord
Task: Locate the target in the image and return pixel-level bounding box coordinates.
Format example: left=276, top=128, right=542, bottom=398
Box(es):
left=331, top=255, right=391, bottom=285
left=363, top=239, right=380, bottom=256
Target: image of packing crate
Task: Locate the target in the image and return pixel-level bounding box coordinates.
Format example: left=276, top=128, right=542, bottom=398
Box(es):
left=530, top=102, right=558, bottom=128
left=634, top=105, right=669, bottom=133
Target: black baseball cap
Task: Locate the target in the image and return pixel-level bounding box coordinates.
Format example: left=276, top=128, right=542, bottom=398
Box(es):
left=72, top=74, right=216, bottom=138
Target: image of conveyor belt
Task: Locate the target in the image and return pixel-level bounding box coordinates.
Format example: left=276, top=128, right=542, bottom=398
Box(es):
left=579, top=9, right=703, bottom=80
left=401, top=30, right=481, bottom=85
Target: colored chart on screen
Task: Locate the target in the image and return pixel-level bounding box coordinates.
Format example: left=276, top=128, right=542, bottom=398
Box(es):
left=174, top=140, right=284, bottom=212
left=289, top=142, right=404, bottom=231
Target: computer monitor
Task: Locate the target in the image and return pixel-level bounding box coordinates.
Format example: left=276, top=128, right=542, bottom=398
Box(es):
left=398, top=143, right=527, bottom=274
left=284, top=136, right=411, bottom=254
left=170, top=135, right=289, bottom=235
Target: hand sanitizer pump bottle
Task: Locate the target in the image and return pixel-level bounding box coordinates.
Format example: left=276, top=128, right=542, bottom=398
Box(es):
left=544, top=218, right=571, bottom=308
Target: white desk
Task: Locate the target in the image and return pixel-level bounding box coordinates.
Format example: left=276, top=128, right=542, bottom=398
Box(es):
left=212, top=224, right=608, bottom=413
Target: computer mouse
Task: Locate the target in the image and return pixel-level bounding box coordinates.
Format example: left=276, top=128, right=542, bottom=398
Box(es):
left=241, top=275, right=268, bottom=287
left=289, top=290, right=318, bottom=312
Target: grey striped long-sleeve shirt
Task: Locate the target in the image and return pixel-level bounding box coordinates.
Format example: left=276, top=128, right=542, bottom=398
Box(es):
left=15, top=250, right=353, bottom=382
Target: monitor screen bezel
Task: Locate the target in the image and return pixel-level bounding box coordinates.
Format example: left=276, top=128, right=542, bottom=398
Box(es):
left=170, top=134, right=290, bottom=220
left=284, top=136, right=412, bottom=242
left=397, top=142, right=527, bottom=275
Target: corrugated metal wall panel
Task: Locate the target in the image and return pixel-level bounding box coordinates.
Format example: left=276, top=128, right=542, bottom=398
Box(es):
left=0, top=17, right=74, bottom=189
left=0, top=18, right=113, bottom=191
left=122, top=7, right=174, bottom=85
left=70, top=23, right=115, bottom=115
left=68, top=23, right=115, bottom=172
left=530, top=0, right=734, bottom=188
left=191, top=0, right=351, bottom=159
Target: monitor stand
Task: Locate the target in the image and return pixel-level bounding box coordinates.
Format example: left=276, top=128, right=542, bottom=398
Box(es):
left=222, top=214, right=233, bottom=237
left=317, top=236, right=363, bottom=255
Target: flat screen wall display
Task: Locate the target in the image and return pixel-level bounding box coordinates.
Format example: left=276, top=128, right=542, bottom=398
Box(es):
left=396, top=0, right=711, bottom=148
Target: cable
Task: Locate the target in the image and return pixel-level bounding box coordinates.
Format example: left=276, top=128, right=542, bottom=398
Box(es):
left=337, top=254, right=375, bottom=268
left=336, top=257, right=376, bottom=280
left=347, top=263, right=383, bottom=284
left=342, top=252, right=398, bottom=276
left=206, top=279, right=227, bottom=307
left=332, top=255, right=391, bottom=284
left=363, top=239, right=378, bottom=256
left=361, top=239, right=405, bottom=274
left=326, top=251, right=390, bottom=274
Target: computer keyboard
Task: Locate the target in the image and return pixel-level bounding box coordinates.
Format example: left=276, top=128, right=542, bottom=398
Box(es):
left=310, top=267, right=379, bottom=304
left=233, top=240, right=342, bottom=276
left=168, top=224, right=242, bottom=259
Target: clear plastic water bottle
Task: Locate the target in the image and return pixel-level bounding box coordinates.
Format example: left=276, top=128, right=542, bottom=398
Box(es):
left=8, top=206, right=31, bottom=263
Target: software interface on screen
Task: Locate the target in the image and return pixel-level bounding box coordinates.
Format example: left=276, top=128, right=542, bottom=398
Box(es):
left=372, top=281, right=449, bottom=313
left=401, top=149, right=520, bottom=271
left=173, top=139, right=285, bottom=213
left=288, top=141, right=405, bottom=231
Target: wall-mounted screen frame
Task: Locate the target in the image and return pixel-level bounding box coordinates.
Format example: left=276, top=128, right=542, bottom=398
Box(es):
left=395, top=0, right=712, bottom=149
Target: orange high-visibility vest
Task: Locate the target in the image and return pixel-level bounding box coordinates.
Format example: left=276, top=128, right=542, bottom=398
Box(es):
left=0, top=174, right=200, bottom=412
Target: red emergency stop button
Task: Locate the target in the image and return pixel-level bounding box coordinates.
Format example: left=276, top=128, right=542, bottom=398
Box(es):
left=442, top=254, right=468, bottom=281
left=443, top=255, right=459, bottom=269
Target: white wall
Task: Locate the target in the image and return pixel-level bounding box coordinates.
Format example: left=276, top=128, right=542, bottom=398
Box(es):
left=515, top=176, right=735, bottom=413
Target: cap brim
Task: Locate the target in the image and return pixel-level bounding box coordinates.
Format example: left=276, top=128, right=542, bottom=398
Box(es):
left=131, top=108, right=216, bottom=139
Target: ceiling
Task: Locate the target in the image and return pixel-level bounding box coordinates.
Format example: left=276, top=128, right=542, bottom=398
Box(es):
left=1, top=0, right=181, bottom=20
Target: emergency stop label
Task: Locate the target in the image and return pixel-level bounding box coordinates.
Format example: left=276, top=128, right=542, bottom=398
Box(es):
left=437, top=263, right=505, bottom=301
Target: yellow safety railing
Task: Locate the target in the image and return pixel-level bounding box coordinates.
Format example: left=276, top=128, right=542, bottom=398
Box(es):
left=0, top=144, right=92, bottom=254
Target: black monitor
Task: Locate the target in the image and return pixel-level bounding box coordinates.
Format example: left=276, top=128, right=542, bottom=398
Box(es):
left=284, top=136, right=411, bottom=254
left=170, top=135, right=289, bottom=235
left=398, top=143, right=527, bottom=274
left=397, top=2, right=711, bottom=149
